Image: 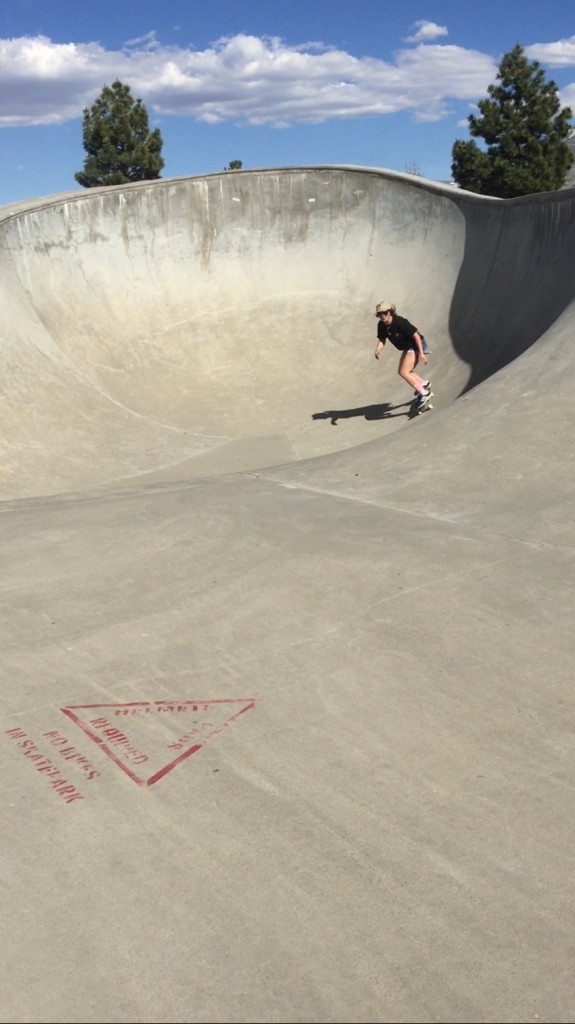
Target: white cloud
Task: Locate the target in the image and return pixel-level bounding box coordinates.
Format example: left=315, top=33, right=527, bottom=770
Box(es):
left=525, top=37, right=575, bottom=67
left=0, top=31, right=567, bottom=130
left=405, top=21, right=448, bottom=44
left=560, top=83, right=575, bottom=108
left=123, top=31, right=161, bottom=52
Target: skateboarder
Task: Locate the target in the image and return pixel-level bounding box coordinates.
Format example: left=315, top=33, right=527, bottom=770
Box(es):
left=374, top=301, right=432, bottom=410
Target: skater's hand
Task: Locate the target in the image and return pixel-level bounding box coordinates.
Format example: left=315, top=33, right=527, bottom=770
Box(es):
left=421, top=354, right=428, bottom=365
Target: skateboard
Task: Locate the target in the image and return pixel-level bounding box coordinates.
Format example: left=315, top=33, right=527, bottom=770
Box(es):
left=411, top=390, right=434, bottom=415
left=415, top=398, right=433, bottom=414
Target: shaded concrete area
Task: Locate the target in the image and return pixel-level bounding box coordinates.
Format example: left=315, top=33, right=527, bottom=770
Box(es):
left=1, top=168, right=575, bottom=1024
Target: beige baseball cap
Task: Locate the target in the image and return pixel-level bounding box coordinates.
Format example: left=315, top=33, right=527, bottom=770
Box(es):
left=375, top=301, right=394, bottom=313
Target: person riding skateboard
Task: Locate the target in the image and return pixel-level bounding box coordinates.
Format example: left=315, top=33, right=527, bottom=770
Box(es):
left=374, top=301, right=432, bottom=410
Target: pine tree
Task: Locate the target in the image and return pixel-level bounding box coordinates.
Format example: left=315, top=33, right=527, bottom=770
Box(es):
left=75, top=80, right=164, bottom=188
left=451, top=44, right=573, bottom=197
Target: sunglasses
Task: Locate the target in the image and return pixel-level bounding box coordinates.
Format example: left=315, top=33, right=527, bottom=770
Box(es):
left=376, top=310, right=391, bottom=317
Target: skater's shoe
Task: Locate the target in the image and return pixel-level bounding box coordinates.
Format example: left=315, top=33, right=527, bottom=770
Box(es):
left=417, top=388, right=433, bottom=409
left=414, top=380, right=431, bottom=396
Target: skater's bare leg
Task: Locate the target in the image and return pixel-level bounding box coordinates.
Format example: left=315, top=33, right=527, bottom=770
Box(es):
left=398, top=350, right=428, bottom=394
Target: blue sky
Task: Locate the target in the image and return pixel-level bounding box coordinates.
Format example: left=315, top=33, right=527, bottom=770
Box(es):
left=0, top=0, right=573, bottom=206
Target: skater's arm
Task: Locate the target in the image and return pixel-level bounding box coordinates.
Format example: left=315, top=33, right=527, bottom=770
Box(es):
left=412, top=330, right=428, bottom=365
left=375, top=339, right=385, bottom=360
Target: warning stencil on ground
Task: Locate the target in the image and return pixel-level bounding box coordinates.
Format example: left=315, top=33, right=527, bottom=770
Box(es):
left=60, top=698, right=257, bottom=787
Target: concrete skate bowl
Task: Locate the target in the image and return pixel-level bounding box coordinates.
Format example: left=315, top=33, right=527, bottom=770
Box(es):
left=1, top=165, right=575, bottom=500
left=4, top=168, right=575, bottom=1024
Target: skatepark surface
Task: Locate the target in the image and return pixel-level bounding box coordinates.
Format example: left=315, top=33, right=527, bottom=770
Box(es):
left=1, top=166, right=574, bottom=1024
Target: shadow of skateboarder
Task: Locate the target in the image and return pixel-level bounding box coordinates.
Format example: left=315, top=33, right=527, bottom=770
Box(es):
left=312, top=400, right=414, bottom=426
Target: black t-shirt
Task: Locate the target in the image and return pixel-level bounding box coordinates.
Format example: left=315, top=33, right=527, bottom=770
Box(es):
left=377, top=313, right=419, bottom=351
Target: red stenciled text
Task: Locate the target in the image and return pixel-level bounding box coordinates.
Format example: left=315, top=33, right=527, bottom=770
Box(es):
left=89, top=717, right=148, bottom=764
left=113, top=702, right=211, bottom=716
left=43, top=730, right=101, bottom=780
left=5, top=728, right=85, bottom=804
left=168, top=720, right=219, bottom=751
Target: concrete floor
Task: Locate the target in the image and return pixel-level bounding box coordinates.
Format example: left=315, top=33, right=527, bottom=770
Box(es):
left=1, top=167, right=574, bottom=1024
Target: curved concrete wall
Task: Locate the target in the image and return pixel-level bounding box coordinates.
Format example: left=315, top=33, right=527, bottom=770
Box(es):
left=0, top=167, right=574, bottom=498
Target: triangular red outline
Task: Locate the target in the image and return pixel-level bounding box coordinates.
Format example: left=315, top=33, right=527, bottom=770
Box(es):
left=60, top=698, right=257, bottom=787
